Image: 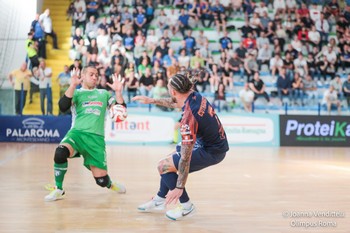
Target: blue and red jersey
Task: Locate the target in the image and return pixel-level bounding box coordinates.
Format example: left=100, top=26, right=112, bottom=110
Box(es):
left=180, top=92, right=229, bottom=154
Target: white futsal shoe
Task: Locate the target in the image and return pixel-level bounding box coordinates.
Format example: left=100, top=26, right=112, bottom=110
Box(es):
left=166, top=203, right=195, bottom=220
left=138, top=196, right=166, bottom=212
left=44, top=188, right=65, bottom=202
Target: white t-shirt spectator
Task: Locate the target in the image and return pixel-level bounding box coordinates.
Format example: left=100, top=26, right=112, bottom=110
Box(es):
left=308, top=30, right=320, bottom=43
left=322, top=89, right=338, bottom=105
left=74, top=0, right=86, bottom=12
left=274, top=0, right=286, bottom=10
left=323, top=49, right=337, bottom=63
left=239, top=89, right=254, bottom=104
left=39, top=67, right=52, bottom=89
left=309, top=8, right=321, bottom=22
left=39, top=12, right=53, bottom=33
left=270, top=57, right=283, bottom=68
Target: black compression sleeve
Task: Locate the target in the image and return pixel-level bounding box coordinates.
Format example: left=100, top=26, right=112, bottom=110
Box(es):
left=58, top=95, right=72, bottom=112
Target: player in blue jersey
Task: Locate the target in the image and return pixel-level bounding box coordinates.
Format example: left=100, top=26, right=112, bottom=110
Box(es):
left=132, top=70, right=229, bottom=220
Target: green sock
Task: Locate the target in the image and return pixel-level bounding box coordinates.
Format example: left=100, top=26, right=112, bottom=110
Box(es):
left=106, top=175, right=112, bottom=189
left=54, top=162, right=67, bottom=190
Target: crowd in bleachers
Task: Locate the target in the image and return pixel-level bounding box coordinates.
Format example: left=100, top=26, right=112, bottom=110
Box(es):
left=62, top=0, right=350, bottom=114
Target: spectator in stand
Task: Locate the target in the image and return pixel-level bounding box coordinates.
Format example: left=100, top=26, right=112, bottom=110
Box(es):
left=308, top=25, right=321, bottom=50
left=322, top=85, right=341, bottom=115
left=211, top=0, right=226, bottom=33
left=228, top=52, right=244, bottom=81
left=190, top=49, right=205, bottom=69
left=85, top=15, right=99, bottom=39
left=125, top=70, right=139, bottom=103
left=294, top=52, right=308, bottom=77
left=153, top=39, right=169, bottom=58
left=315, top=13, right=330, bottom=48
left=98, top=16, right=110, bottom=36
left=336, top=14, right=348, bottom=38
left=72, top=27, right=83, bottom=49
left=153, top=79, right=172, bottom=111
left=8, top=62, right=32, bottom=115
left=257, top=43, right=272, bottom=71
left=277, top=67, right=292, bottom=104
left=249, top=71, right=271, bottom=105
left=283, top=52, right=294, bottom=80
left=138, top=58, right=152, bottom=77
left=196, top=30, right=208, bottom=50
left=74, top=7, right=87, bottom=32
left=256, top=31, right=269, bottom=50
left=275, top=23, right=287, bottom=49
left=342, top=74, right=350, bottom=107
left=66, top=1, right=75, bottom=22
left=283, top=16, right=294, bottom=39
left=340, top=44, right=350, bottom=73
left=157, top=9, right=170, bottom=34
left=219, top=30, right=233, bottom=52
left=291, top=72, right=305, bottom=106
left=86, top=0, right=99, bottom=19
left=178, top=48, right=190, bottom=68
left=69, top=59, right=82, bottom=72
left=221, top=62, right=234, bottom=91
left=145, top=0, right=155, bottom=26
left=242, top=32, right=257, bottom=50
left=297, top=3, right=309, bottom=19
left=239, top=82, right=254, bottom=112
left=139, top=67, right=154, bottom=97
left=123, top=29, right=134, bottom=52
left=109, top=15, right=122, bottom=39
left=57, top=65, right=71, bottom=99
left=134, top=7, right=147, bottom=35
left=269, top=53, right=283, bottom=80
left=74, top=0, right=87, bottom=13
left=184, top=30, right=196, bottom=55
left=187, top=0, right=201, bottom=27
left=96, top=29, right=111, bottom=53
left=273, top=0, right=286, bottom=15
left=303, top=74, right=318, bottom=105
left=209, top=63, right=221, bottom=92
left=285, top=44, right=298, bottom=59
left=213, top=82, right=228, bottom=111
left=192, top=62, right=209, bottom=92
left=330, top=75, right=343, bottom=99
left=163, top=48, right=178, bottom=68
left=166, top=58, right=181, bottom=80
left=239, top=19, right=253, bottom=39
left=200, top=0, right=213, bottom=28
left=178, top=8, right=192, bottom=37
left=29, top=67, right=40, bottom=104
left=249, top=12, right=263, bottom=37
left=40, top=9, right=59, bottom=50
left=31, top=13, right=46, bottom=59
left=244, top=52, right=258, bottom=82
left=309, top=3, right=321, bottom=22
left=26, top=31, right=39, bottom=69
left=38, top=59, right=53, bottom=115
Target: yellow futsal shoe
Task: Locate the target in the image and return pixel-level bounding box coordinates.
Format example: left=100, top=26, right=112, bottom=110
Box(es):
left=110, top=182, right=126, bottom=194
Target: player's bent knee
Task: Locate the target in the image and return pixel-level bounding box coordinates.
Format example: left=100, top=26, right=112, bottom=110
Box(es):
left=94, top=175, right=110, bottom=188
left=54, top=145, right=70, bottom=164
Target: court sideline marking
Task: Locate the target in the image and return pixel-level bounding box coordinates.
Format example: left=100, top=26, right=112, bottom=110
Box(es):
left=0, top=144, right=36, bottom=166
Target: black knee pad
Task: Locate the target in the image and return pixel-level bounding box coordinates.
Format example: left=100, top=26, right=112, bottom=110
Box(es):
left=54, top=145, right=70, bottom=164
left=94, top=175, right=110, bottom=188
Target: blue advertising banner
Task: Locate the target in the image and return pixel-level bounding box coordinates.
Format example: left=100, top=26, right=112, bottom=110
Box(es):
left=0, top=115, right=71, bottom=143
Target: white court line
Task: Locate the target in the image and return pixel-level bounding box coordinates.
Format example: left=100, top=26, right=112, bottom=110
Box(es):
left=0, top=144, right=36, bottom=166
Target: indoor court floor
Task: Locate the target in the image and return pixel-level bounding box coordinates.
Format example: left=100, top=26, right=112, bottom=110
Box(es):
left=0, top=143, right=349, bottom=233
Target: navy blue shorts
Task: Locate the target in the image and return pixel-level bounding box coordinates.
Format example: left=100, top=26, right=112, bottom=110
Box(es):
left=172, top=143, right=226, bottom=173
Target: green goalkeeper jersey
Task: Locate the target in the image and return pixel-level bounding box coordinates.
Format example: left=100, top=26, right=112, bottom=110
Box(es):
left=71, top=88, right=115, bottom=137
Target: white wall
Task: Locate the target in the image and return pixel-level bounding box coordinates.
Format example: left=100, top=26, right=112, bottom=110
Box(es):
left=0, top=0, right=38, bottom=79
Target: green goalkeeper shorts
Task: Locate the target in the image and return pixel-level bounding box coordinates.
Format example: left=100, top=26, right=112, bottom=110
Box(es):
left=61, top=129, right=107, bottom=170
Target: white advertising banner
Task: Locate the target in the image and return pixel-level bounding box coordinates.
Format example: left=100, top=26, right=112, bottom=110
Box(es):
left=220, top=114, right=279, bottom=146
left=105, top=114, right=175, bottom=143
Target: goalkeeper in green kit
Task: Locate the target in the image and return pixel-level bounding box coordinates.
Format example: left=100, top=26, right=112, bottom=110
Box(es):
left=45, top=66, right=127, bottom=201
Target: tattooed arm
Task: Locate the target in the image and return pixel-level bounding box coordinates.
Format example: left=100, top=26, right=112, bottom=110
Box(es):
left=132, top=96, right=178, bottom=108
left=176, top=143, right=194, bottom=189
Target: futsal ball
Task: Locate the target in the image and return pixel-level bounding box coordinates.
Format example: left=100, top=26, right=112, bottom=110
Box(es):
left=110, top=104, right=127, bottom=123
